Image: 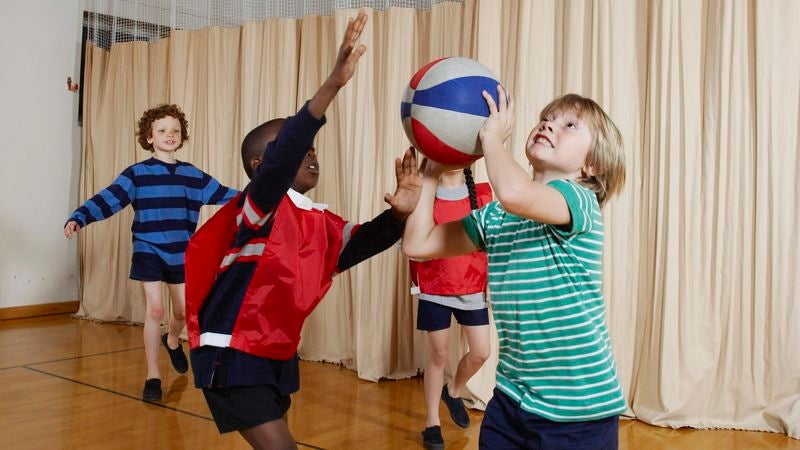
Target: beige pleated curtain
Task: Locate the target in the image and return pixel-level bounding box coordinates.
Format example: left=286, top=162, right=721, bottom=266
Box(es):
left=76, top=0, right=800, bottom=439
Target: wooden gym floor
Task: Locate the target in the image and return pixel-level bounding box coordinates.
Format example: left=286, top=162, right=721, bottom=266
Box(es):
left=0, top=314, right=797, bottom=449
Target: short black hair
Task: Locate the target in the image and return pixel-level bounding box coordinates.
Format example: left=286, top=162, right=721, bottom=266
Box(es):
left=241, top=118, right=285, bottom=179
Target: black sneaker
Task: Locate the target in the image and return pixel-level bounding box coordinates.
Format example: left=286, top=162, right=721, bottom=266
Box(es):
left=421, top=425, right=445, bottom=450
left=161, top=333, right=188, bottom=374
left=142, top=378, right=162, bottom=401
left=441, top=384, right=469, bottom=428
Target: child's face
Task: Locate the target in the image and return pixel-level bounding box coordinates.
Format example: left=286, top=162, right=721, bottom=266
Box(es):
left=291, top=147, right=320, bottom=194
left=147, top=116, right=182, bottom=153
left=525, top=110, right=593, bottom=178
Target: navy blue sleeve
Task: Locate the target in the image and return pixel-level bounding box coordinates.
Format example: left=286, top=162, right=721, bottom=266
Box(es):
left=67, top=167, right=136, bottom=227
left=200, top=172, right=239, bottom=205
left=336, top=209, right=404, bottom=272
left=247, top=102, right=326, bottom=214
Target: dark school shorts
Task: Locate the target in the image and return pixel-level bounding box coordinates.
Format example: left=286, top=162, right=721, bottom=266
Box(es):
left=202, top=384, right=292, bottom=434
left=129, top=252, right=185, bottom=284
left=479, top=388, right=619, bottom=449
left=417, top=299, right=490, bottom=331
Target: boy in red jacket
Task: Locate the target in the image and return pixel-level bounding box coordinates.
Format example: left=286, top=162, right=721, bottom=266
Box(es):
left=185, top=11, right=421, bottom=449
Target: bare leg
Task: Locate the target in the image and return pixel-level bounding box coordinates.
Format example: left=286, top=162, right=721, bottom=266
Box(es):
left=448, top=324, right=490, bottom=398
left=424, top=328, right=450, bottom=427
left=165, top=283, right=186, bottom=348
left=239, top=418, right=297, bottom=450
left=141, top=281, right=165, bottom=380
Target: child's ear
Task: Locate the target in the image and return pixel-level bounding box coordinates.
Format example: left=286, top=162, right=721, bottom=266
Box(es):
left=582, top=165, right=597, bottom=178
left=249, top=157, right=262, bottom=173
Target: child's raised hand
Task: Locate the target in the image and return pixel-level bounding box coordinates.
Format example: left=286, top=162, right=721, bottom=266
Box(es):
left=384, top=147, right=422, bottom=221
left=64, top=221, right=80, bottom=239
left=327, top=10, right=368, bottom=88
left=478, top=84, right=514, bottom=149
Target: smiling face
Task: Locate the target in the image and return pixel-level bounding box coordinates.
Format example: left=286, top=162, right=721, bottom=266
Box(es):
left=525, top=109, right=594, bottom=182
left=147, top=116, right=183, bottom=154
left=137, top=104, right=189, bottom=153
left=290, top=147, right=320, bottom=194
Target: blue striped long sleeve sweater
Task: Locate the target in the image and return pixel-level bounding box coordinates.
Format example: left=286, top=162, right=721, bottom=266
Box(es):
left=68, top=157, right=239, bottom=267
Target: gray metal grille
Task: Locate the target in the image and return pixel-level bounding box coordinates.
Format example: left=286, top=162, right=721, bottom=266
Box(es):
left=83, top=0, right=460, bottom=50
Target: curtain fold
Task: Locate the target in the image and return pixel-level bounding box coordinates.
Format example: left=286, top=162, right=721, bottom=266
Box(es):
left=76, top=1, right=800, bottom=438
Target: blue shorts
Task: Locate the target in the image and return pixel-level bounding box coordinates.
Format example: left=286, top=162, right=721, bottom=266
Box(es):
left=479, top=388, right=619, bottom=449
left=129, top=252, right=185, bottom=284
left=416, top=299, right=489, bottom=331
left=202, top=384, right=291, bottom=434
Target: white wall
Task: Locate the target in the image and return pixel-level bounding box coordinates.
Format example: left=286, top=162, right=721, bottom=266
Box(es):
left=0, top=1, right=83, bottom=307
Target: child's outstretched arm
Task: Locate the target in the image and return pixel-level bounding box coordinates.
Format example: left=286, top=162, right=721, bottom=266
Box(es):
left=247, top=10, right=368, bottom=215
left=307, top=10, right=367, bottom=120
left=401, top=157, right=478, bottom=260
left=199, top=173, right=239, bottom=205
left=64, top=169, right=135, bottom=239
left=480, top=85, right=571, bottom=225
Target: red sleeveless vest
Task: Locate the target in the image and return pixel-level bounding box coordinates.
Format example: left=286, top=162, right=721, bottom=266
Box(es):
left=185, top=193, right=351, bottom=360
left=409, top=182, right=492, bottom=295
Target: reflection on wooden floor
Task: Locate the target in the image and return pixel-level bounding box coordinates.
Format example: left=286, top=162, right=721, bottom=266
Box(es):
left=0, top=314, right=797, bottom=449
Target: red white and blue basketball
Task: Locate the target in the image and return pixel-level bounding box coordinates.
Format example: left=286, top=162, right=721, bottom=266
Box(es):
left=401, top=57, right=500, bottom=166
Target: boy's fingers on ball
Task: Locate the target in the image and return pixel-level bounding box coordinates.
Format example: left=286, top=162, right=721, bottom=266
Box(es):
left=483, top=90, right=497, bottom=112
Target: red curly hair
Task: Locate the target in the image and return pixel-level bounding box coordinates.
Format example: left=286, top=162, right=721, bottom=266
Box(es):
left=136, top=104, right=189, bottom=151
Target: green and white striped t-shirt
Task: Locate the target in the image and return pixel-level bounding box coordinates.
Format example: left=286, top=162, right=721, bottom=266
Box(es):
left=461, top=179, right=626, bottom=422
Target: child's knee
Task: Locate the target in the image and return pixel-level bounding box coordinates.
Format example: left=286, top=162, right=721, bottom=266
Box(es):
left=430, top=346, right=449, bottom=366
left=171, top=310, right=185, bottom=322
left=469, top=348, right=490, bottom=365
left=146, top=303, right=165, bottom=321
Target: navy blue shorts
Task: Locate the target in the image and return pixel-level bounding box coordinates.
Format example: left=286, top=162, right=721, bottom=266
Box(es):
left=202, top=384, right=291, bottom=434
left=129, top=252, right=185, bottom=284
left=416, top=299, right=489, bottom=331
left=479, top=388, right=619, bottom=449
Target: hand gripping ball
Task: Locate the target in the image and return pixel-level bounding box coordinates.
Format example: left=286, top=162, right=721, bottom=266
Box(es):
left=401, top=57, right=500, bottom=166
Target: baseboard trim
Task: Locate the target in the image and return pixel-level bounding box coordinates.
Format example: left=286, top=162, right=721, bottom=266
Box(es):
left=0, top=301, right=80, bottom=320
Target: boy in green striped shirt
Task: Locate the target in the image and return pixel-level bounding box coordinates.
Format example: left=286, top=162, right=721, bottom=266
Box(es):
left=403, top=86, right=627, bottom=449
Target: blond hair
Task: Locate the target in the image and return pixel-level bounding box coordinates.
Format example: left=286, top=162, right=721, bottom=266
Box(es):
left=539, top=94, right=626, bottom=207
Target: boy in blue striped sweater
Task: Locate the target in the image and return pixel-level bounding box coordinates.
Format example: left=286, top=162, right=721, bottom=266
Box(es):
left=64, top=104, right=238, bottom=401
left=404, top=86, right=627, bottom=449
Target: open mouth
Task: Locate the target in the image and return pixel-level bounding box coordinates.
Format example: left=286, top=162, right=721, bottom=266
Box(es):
left=533, top=134, right=554, bottom=148
left=307, top=162, right=319, bottom=175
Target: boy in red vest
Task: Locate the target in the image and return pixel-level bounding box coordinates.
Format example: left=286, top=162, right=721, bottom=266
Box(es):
left=184, top=11, right=421, bottom=449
